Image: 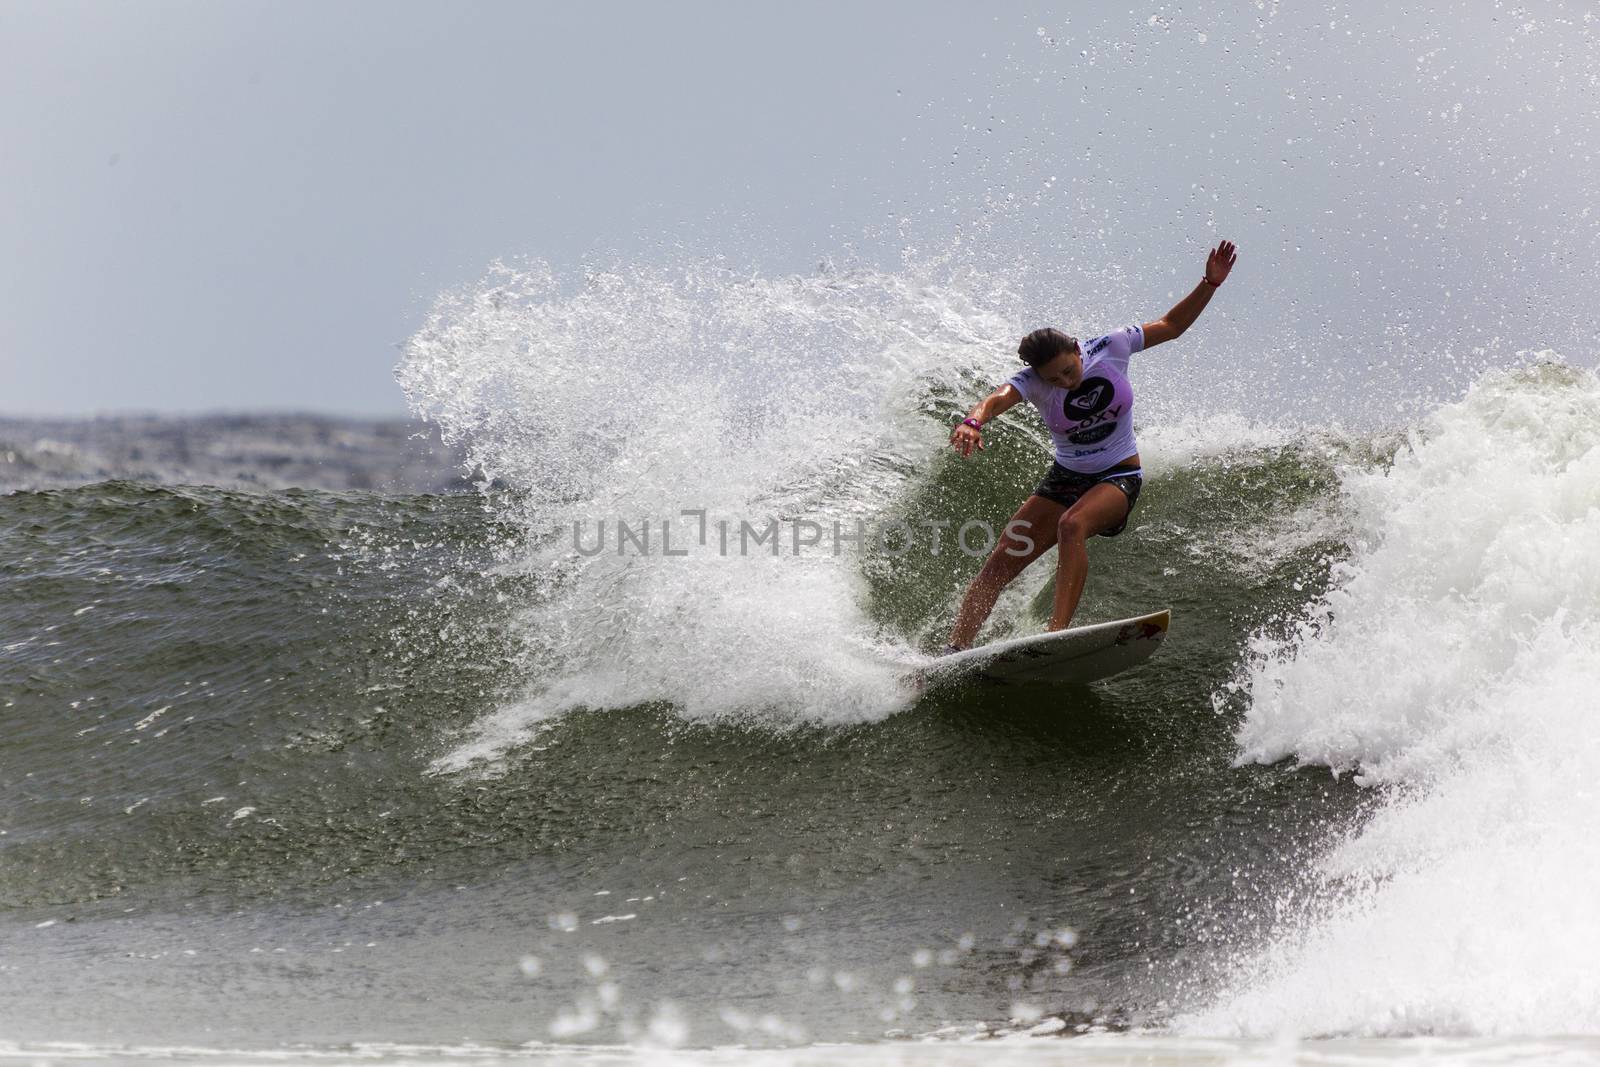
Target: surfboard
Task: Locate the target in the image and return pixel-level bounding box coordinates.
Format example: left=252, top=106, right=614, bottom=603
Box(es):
left=917, top=608, right=1170, bottom=688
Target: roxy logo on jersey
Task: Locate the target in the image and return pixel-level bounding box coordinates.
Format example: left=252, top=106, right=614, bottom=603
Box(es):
left=1067, top=383, right=1107, bottom=413
left=1061, top=375, right=1122, bottom=447
left=1062, top=376, right=1114, bottom=419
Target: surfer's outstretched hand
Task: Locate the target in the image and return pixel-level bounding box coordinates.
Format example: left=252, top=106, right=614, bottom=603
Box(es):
left=1205, top=239, right=1238, bottom=286
left=950, top=421, right=983, bottom=457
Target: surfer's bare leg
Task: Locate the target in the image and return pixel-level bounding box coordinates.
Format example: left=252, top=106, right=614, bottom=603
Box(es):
left=1047, top=483, right=1132, bottom=632
left=946, top=495, right=1064, bottom=649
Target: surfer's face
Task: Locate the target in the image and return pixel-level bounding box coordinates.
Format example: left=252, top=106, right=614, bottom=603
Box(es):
left=1037, top=349, right=1083, bottom=390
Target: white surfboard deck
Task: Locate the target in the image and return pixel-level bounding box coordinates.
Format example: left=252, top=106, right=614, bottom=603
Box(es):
left=919, top=608, right=1171, bottom=687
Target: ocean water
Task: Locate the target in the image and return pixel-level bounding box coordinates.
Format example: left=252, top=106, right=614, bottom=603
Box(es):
left=3, top=263, right=1599, bottom=1066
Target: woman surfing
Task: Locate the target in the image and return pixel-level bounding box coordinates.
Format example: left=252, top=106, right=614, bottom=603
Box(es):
left=942, top=239, right=1238, bottom=654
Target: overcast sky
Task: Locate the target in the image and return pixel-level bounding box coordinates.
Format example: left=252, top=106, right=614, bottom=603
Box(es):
left=4, top=1, right=1596, bottom=416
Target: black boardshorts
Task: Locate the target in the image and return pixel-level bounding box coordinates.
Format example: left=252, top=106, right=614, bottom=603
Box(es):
left=1031, top=460, right=1144, bottom=537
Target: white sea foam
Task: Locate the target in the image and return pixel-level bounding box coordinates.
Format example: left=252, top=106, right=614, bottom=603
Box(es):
left=399, top=259, right=1038, bottom=769
left=1137, top=411, right=1300, bottom=472
left=1183, top=360, right=1600, bottom=1038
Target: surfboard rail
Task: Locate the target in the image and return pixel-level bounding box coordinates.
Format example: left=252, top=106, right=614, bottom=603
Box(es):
left=917, top=608, right=1170, bottom=688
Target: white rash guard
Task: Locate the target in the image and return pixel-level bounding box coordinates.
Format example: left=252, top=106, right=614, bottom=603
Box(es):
left=1004, top=325, right=1144, bottom=474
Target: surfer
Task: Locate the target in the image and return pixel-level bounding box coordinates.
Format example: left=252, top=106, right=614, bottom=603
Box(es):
left=942, top=240, right=1237, bottom=653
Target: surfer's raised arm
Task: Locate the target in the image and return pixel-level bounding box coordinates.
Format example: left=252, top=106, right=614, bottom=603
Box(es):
left=1140, top=239, right=1237, bottom=350
left=949, top=384, right=1023, bottom=457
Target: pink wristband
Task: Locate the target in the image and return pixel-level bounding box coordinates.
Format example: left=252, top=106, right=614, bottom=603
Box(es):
left=962, top=418, right=982, bottom=430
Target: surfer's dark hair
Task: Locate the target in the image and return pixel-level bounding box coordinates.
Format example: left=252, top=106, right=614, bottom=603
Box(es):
left=1017, top=327, right=1079, bottom=369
